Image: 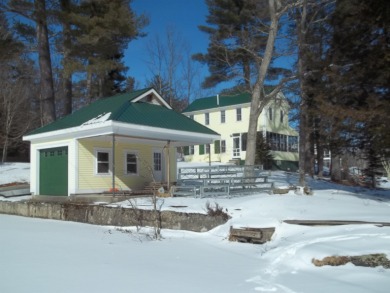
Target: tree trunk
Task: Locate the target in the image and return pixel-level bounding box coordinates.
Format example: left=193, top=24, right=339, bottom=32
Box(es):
left=245, top=0, right=279, bottom=167
left=61, top=0, right=72, bottom=116
left=297, top=0, right=308, bottom=186
left=35, top=0, right=56, bottom=125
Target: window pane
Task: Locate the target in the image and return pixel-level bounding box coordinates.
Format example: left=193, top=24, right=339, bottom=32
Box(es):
left=98, top=162, right=109, bottom=173
left=127, top=164, right=137, bottom=173
left=98, top=152, right=109, bottom=161
left=127, top=154, right=136, bottom=163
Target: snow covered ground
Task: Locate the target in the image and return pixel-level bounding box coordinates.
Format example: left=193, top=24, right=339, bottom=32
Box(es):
left=1, top=162, right=390, bottom=292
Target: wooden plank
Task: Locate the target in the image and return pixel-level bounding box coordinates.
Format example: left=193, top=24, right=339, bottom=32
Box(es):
left=284, top=220, right=390, bottom=227
left=229, top=226, right=275, bottom=244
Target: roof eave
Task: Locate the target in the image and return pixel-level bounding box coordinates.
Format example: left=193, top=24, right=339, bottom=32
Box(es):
left=183, top=102, right=252, bottom=114
left=112, top=121, right=220, bottom=146
left=23, top=121, right=115, bottom=143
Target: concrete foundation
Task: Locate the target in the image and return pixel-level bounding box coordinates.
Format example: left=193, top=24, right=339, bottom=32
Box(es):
left=0, top=201, right=228, bottom=232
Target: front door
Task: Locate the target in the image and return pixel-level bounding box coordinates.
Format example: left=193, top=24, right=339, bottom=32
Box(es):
left=153, top=150, right=163, bottom=182
left=232, top=134, right=241, bottom=158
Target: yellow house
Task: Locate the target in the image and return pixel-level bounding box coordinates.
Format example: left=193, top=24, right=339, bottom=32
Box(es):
left=181, top=91, right=299, bottom=171
left=23, top=88, right=219, bottom=196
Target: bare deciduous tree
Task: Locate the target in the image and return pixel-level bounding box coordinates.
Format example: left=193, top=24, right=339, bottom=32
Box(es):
left=0, top=70, right=36, bottom=162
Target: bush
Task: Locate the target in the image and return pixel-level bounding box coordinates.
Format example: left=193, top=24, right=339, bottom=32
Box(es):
left=204, top=201, right=229, bottom=221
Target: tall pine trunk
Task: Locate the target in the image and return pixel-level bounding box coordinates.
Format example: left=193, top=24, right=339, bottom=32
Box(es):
left=61, top=0, right=72, bottom=116
left=35, top=0, right=56, bottom=125
left=297, top=0, right=308, bottom=186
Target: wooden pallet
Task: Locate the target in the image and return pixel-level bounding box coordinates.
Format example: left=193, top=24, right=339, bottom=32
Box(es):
left=229, top=226, right=275, bottom=244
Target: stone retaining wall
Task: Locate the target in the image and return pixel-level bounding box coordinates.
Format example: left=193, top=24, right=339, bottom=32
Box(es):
left=0, top=201, right=227, bottom=232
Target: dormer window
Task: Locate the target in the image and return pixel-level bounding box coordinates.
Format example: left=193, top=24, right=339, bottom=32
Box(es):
left=280, top=110, right=284, bottom=123
left=269, top=107, right=273, bottom=120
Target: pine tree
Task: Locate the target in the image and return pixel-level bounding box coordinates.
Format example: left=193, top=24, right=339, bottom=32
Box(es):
left=193, top=0, right=269, bottom=90
left=326, top=0, right=390, bottom=186
left=69, top=0, right=148, bottom=101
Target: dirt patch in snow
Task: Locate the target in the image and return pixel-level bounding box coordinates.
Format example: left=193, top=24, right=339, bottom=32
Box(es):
left=312, top=253, right=390, bottom=269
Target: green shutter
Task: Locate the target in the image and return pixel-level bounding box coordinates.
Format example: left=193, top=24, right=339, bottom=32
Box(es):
left=242, top=133, right=247, bottom=151
left=199, top=144, right=205, bottom=155
left=214, top=140, right=220, bottom=154
left=183, top=146, right=189, bottom=155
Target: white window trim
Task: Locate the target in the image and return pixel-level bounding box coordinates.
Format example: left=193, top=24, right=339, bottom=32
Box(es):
left=124, top=150, right=139, bottom=176
left=94, top=148, right=112, bottom=176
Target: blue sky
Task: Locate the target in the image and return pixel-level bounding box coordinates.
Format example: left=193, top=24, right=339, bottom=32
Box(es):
left=124, top=0, right=211, bottom=90
left=124, top=0, right=296, bottom=97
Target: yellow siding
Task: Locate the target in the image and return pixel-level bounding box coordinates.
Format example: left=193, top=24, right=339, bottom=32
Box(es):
left=78, top=139, right=160, bottom=192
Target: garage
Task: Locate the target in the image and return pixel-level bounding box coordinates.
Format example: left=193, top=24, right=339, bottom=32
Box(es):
left=39, top=147, right=68, bottom=196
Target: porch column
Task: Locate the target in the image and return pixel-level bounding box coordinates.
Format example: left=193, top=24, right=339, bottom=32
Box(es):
left=112, top=133, right=116, bottom=196
left=166, top=140, right=171, bottom=192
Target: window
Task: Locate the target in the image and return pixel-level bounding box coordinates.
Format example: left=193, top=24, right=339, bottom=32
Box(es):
left=153, top=152, right=162, bottom=171
left=125, top=152, right=138, bottom=175
left=280, top=110, right=284, bottom=123
left=268, top=107, right=273, bottom=120
left=236, top=108, right=242, bottom=121
left=205, top=113, right=209, bottom=125
left=220, top=110, right=225, bottom=123
left=266, top=132, right=298, bottom=153
left=215, top=140, right=226, bottom=154
left=96, top=151, right=110, bottom=174
left=183, top=146, right=194, bottom=156
left=221, top=140, right=226, bottom=153
left=205, top=144, right=210, bottom=154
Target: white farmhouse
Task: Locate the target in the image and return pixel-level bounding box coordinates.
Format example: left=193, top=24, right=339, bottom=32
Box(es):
left=182, top=91, right=299, bottom=171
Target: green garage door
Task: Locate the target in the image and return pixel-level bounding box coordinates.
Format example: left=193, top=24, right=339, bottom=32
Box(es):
left=39, top=147, right=68, bottom=196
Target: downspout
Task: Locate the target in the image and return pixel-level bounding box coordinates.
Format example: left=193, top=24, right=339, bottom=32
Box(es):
left=112, top=133, right=116, bottom=196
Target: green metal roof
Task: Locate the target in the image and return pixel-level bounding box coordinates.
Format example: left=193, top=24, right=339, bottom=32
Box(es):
left=182, top=92, right=252, bottom=113
left=27, top=88, right=218, bottom=137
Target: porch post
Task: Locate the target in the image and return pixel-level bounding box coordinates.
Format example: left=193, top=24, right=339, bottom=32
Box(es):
left=112, top=133, right=116, bottom=196
left=166, top=140, right=171, bottom=191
